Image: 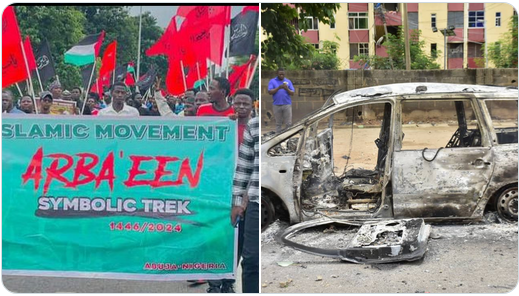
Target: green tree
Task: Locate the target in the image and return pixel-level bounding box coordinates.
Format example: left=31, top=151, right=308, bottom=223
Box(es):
left=293, top=40, right=341, bottom=70
left=261, top=3, right=341, bottom=70
left=354, top=28, right=441, bottom=70
left=133, top=12, right=168, bottom=80
left=79, top=6, right=139, bottom=67
left=486, top=14, right=518, bottom=68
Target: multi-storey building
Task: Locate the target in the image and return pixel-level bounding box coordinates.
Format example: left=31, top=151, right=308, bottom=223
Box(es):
left=296, top=3, right=516, bottom=69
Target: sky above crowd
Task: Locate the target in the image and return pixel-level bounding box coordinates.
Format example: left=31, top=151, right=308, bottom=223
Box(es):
left=129, top=6, right=245, bottom=28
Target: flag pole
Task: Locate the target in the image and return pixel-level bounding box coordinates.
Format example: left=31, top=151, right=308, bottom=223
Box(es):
left=180, top=60, right=187, bottom=92
left=247, top=56, right=259, bottom=88
left=196, top=62, right=202, bottom=87
left=82, top=59, right=97, bottom=115
left=20, top=40, right=38, bottom=114
left=34, top=67, right=44, bottom=93
left=143, top=87, right=151, bottom=105
left=136, top=5, right=143, bottom=93
left=225, top=7, right=231, bottom=78
left=15, top=83, right=24, bottom=97
left=208, top=58, right=213, bottom=82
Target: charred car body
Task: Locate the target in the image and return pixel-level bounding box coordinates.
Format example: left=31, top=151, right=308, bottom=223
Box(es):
left=262, top=83, right=518, bottom=231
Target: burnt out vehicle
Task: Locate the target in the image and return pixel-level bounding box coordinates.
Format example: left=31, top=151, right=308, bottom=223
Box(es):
left=261, top=83, right=518, bottom=230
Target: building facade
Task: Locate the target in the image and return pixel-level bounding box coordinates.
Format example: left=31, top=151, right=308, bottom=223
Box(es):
left=299, top=3, right=516, bottom=69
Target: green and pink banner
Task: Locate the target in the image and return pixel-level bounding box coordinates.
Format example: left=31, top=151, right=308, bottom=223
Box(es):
left=2, top=115, right=237, bottom=280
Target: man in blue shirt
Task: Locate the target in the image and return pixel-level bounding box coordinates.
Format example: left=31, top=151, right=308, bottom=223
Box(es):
left=268, top=68, right=295, bottom=133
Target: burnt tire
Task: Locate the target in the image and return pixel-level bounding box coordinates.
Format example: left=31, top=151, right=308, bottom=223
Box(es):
left=261, top=195, right=275, bottom=232
left=496, top=187, right=518, bottom=222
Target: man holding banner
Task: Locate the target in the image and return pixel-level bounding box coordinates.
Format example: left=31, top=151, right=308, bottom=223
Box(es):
left=231, top=116, right=260, bottom=293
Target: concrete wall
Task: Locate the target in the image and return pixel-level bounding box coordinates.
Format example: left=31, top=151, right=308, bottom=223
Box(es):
left=261, top=69, right=518, bottom=126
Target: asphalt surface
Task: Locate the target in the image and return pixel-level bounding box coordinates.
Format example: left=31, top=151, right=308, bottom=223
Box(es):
left=261, top=216, right=518, bottom=293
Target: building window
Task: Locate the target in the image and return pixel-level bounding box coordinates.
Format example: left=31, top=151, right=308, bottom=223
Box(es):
left=496, top=12, right=501, bottom=27
left=431, top=43, right=438, bottom=59
left=312, top=43, right=320, bottom=49
left=304, top=16, right=319, bottom=30
left=448, top=43, right=464, bottom=58
left=408, top=12, right=418, bottom=30
left=350, top=43, right=369, bottom=59
left=468, top=43, right=483, bottom=58
left=330, top=14, right=336, bottom=29
left=349, top=12, right=368, bottom=30
left=448, top=11, right=464, bottom=28
left=469, top=11, right=485, bottom=27
left=431, top=13, right=436, bottom=28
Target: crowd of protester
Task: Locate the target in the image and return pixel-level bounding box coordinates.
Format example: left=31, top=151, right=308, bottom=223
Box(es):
left=2, top=77, right=260, bottom=119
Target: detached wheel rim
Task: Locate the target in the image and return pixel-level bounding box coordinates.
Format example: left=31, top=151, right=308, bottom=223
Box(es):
left=497, top=187, right=518, bottom=221
left=261, top=197, right=275, bottom=231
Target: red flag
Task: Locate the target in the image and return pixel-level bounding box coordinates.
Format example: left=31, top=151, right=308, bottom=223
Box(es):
left=99, top=40, right=117, bottom=78
left=177, top=22, right=210, bottom=65
left=177, top=6, right=230, bottom=26
left=95, top=31, right=106, bottom=57
left=209, top=24, right=225, bottom=66
left=178, top=6, right=230, bottom=65
left=146, top=17, right=178, bottom=57
left=125, top=72, right=135, bottom=86
left=2, top=6, right=28, bottom=87
left=229, top=56, right=255, bottom=95
left=166, top=57, right=186, bottom=96
left=240, top=56, right=256, bottom=89
left=185, top=59, right=208, bottom=88
left=90, top=72, right=111, bottom=97
left=242, top=6, right=259, bottom=14
left=23, top=36, right=37, bottom=71
left=2, top=6, right=22, bottom=46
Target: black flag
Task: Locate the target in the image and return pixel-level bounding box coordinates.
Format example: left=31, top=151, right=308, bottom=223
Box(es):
left=136, top=66, right=157, bottom=93
left=81, top=64, right=95, bottom=91
left=229, top=10, right=258, bottom=57
left=114, top=64, right=127, bottom=82
left=35, top=40, right=56, bottom=84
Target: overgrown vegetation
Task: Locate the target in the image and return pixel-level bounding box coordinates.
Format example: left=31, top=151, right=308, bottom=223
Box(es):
left=354, top=28, right=441, bottom=70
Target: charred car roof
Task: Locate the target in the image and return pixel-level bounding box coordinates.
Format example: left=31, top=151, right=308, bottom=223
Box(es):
left=333, top=83, right=517, bottom=105
left=262, top=83, right=517, bottom=142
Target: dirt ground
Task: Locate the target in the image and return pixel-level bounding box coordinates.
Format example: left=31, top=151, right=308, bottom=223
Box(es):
left=261, top=218, right=518, bottom=293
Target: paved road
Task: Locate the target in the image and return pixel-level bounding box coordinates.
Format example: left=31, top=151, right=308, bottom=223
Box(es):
left=3, top=268, right=242, bottom=293
left=261, top=217, right=518, bottom=293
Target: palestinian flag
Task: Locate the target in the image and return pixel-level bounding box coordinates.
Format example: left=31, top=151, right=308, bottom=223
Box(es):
left=64, top=31, right=105, bottom=66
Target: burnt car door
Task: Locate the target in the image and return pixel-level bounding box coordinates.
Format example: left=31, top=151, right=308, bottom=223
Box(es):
left=293, top=115, right=336, bottom=220
left=392, top=96, right=495, bottom=219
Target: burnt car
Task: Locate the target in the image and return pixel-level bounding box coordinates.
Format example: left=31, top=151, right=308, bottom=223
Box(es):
left=261, top=83, right=518, bottom=230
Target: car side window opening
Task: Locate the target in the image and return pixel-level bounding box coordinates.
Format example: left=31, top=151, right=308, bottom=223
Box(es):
left=401, top=100, right=483, bottom=151
left=484, top=100, right=518, bottom=144
left=299, top=102, right=392, bottom=212
left=267, top=130, right=303, bottom=156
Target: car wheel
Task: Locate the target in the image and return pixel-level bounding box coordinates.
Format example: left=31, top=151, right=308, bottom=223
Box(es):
left=496, top=187, right=518, bottom=222
left=261, top=195, right=275, bottom=231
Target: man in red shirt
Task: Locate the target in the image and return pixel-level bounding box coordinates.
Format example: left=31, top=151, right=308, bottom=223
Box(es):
left=197, top=77, right=234, bottom=117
